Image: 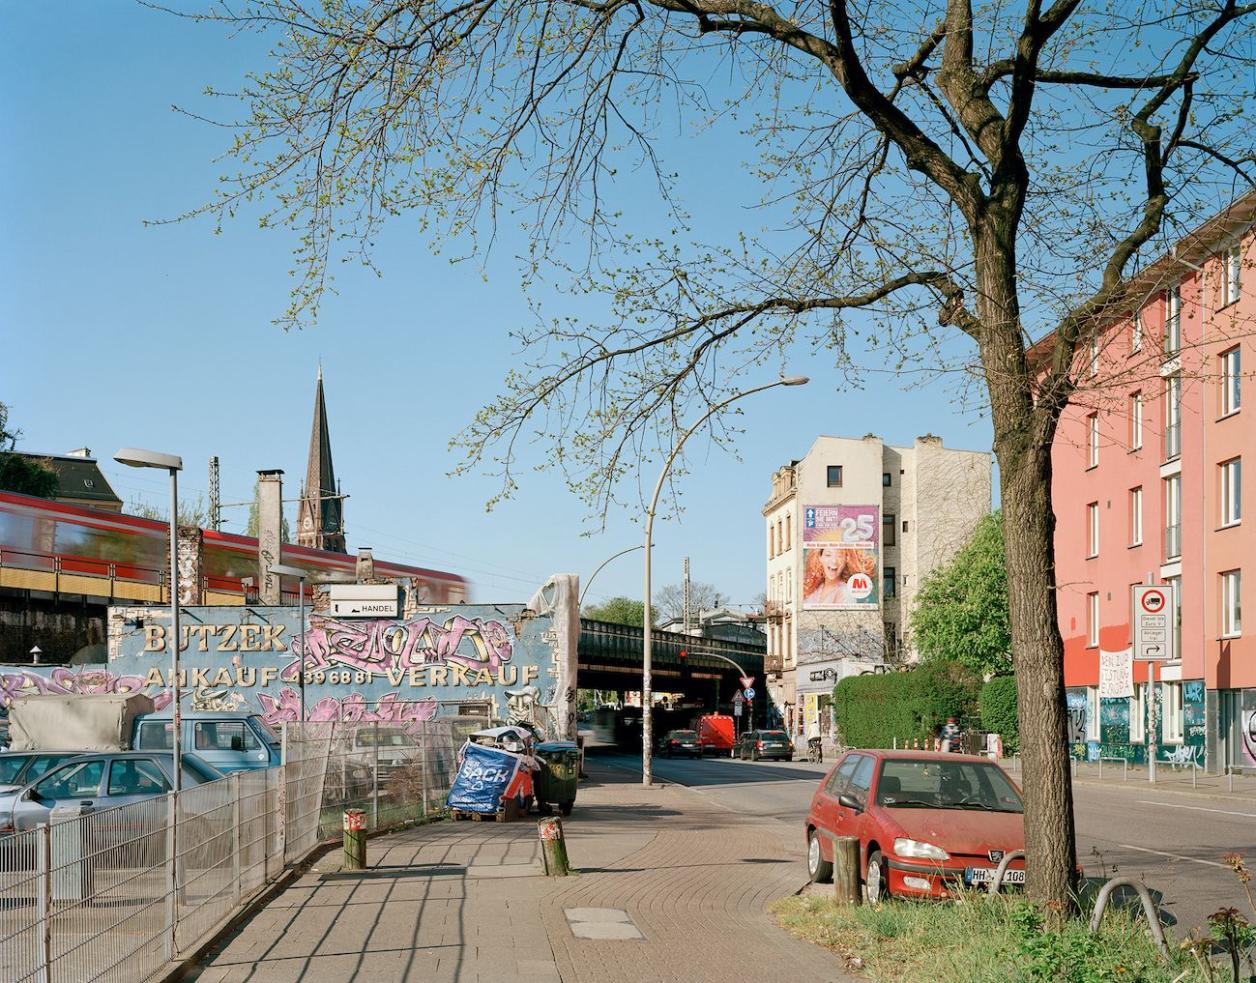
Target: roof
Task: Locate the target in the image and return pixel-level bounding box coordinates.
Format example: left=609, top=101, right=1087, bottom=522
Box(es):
left=7, top=451, right=121, bottom=508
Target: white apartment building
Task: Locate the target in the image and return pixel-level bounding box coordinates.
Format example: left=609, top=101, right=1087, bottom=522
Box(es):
left=763, top=434, right=992, bottom=741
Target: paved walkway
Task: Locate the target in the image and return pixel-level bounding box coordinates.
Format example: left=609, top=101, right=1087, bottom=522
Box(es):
left=184, top=763, right=852, bottom=983
left=1004, top=756, right=1256, bottom=800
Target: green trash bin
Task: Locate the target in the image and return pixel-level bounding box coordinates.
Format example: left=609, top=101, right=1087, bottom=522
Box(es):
left=534, top=741, right=580, bottom=816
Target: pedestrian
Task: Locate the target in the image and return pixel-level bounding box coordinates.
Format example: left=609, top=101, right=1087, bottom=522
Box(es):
left=940, top=717, right=960, bottom=753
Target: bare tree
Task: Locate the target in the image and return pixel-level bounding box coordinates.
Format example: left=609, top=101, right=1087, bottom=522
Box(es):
left=174, top=0, right=1256, bottom=909
left=654, top=581, right=726, bottom=622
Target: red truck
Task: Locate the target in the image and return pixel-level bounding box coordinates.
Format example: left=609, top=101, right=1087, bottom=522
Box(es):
left=696, top=714, right=735, bottom=757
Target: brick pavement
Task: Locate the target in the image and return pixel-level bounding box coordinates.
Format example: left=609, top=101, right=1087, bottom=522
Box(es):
left=182, top=763, right=853, bottom=983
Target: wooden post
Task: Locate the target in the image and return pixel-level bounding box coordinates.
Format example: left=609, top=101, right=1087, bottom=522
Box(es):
left=343, top=809, right=366, bottom=870
left=538, top=817, right=571, bottom=876
left=827, top=832, right=861, bottom=906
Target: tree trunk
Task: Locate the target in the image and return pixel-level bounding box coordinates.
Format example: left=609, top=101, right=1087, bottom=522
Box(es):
left=975, top=226, right=1078, bottom=914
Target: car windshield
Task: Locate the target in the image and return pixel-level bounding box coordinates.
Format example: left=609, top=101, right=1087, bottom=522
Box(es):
left=252, top=717, right=280, bottom=745
left=876, top=759, right=1023, bottom=813
left=0, top=755, right=31, bottom=784
left=759, top=731, right=789, bottom=739
left=670, top=731, right=698, bottom=740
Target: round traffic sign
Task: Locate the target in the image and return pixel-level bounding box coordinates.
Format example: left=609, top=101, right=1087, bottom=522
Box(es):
left=743, top=687, right=755, bottom=700
left=1140, top=588, right=1166, bottom=614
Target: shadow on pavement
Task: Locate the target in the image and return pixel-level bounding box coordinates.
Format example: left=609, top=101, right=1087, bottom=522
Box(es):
left=590, top=750, right=829, bottom=786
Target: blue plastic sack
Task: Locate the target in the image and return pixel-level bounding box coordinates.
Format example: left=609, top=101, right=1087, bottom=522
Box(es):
left=446, top=741, right=523, bottom=814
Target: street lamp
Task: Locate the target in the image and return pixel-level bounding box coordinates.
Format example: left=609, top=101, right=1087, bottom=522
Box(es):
left=29, top=646, right=41, bottom=666
left=115, top=447, right=184, bottom=793
left=579, top=545, right=646, bottom=606
left=641, top=375, right=809, bottom=785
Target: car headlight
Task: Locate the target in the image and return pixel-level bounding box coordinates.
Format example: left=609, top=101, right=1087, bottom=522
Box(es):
left=893, top=837, right=950, bottom=861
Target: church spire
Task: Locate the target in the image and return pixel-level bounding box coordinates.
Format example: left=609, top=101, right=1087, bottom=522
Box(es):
left=296, top=366, right=347, bottom=553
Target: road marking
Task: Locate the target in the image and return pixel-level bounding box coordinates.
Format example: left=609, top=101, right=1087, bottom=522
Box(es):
left=1114, top=843, right=1227, bottom=869
left=1135, top=799, right=1256, bottom=819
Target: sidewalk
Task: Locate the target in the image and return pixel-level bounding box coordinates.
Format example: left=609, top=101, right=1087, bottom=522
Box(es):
left=183, top=763, right=853, bottom=983
left=1005, top=756, right=1256, bottom=800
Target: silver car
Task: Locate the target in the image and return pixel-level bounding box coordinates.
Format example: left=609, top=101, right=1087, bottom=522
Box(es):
left=3, top=751, right=223, bottom=834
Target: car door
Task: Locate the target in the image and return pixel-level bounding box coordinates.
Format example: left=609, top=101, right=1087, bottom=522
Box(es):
left=831, top=753, right=871, bottom=836
left=843, top=754, right=877, bottom=864
left=13, top=758, right=107, bottom=832
left=813, top=753, right=860, bottom=855
left=191, top=720, right=267, bottom=773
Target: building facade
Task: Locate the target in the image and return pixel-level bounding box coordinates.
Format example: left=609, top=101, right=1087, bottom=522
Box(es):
left=1053, top=192, right=1256, bottom=773
left=763, top=434, right=992, bottom=741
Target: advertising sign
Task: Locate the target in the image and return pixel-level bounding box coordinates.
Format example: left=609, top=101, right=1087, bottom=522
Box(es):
left=1132, top=584, right=1175, bottom=661
left=802, top=505, right=880, bottom=610
left=1098, top=649, right=1133, bottom=699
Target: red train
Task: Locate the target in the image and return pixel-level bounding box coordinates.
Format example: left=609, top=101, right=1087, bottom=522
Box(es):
left=0, top=490, right=468, bottom=605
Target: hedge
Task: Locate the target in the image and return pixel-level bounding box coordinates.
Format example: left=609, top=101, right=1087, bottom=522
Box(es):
left=832, top=661, right=981, bottom=748
left=978, top=675, right=1018, bottom=754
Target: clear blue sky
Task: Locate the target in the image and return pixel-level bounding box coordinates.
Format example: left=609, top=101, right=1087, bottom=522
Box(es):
left=0, top=2, right=993, bottom=606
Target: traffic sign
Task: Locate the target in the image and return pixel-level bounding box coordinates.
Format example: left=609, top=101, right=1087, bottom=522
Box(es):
left=739, top=675, right=755, bottom=690
left=732, top=691, right=745, bottom=705
left=1132, top=584, right=1175, bottom=661
left=743, top=687, right=756, bottom=700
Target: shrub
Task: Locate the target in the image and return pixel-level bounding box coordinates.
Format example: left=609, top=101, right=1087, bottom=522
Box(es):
left=832, top=660, right=980, bottom=748
left=979, top=675, right=1019, bottom=755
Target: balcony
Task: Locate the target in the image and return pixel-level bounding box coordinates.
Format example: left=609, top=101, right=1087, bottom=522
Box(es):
left=765, top=600, right=786, bottom=621
left=765, top=653, right=784, bottom=676
left=1164, top=523, right=1181, bottom=561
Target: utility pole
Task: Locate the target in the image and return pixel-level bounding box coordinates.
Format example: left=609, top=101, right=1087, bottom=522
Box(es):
left=208, top=457, right=221, bottom=531
left=683, top=557, right=691, bottom=635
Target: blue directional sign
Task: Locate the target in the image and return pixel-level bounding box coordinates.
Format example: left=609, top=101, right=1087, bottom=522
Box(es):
left=743, top=687, right=755, bottom=700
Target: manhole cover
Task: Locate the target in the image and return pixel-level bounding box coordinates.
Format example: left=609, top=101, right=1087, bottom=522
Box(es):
left=564, top=907, right=644, bottom=940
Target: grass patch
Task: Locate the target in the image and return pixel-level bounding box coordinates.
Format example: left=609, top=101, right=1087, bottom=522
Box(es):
left=771, top=891, right=1209, bottom=982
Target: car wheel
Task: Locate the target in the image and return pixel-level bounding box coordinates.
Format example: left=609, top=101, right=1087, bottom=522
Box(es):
left=866, top=850, right=889, bottom=904
left=807, top=829, right=833, bottom=883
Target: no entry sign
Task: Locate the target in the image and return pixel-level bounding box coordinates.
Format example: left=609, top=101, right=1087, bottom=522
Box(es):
left=1132, top=584, right=1175, bottom=661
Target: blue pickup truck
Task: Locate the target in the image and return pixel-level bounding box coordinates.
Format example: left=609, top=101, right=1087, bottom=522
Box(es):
left=131, top=712, right=282, bottom=774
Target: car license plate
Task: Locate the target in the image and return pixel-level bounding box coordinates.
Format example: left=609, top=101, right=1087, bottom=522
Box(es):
left=966, top=867, right=1025, bottom=885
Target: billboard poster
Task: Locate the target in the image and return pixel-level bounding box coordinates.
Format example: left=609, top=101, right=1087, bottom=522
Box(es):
left=802, top=505, right=880, bottom=610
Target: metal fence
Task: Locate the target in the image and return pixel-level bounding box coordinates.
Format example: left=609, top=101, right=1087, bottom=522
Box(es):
left=0, top=721, right=463, bottom=983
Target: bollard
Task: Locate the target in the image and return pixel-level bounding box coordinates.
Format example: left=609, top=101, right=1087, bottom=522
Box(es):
left=825, top=833, right=861, bottom=906
left=343, top=809, right=367, bottom=871
left=538, top=816, right=571, bottom=876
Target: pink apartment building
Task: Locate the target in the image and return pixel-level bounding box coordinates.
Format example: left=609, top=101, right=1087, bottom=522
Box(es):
left=1052, top=191, right=1255, bottom=773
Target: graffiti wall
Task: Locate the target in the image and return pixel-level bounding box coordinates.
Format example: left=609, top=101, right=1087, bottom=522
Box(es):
left=0, top=589, right=578, bottom=740
left=1067, top=681, right=1206, bottom=766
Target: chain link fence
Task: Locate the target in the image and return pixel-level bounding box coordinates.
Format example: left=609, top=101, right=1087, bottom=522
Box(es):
left=0, top=720, right=465, bottom=983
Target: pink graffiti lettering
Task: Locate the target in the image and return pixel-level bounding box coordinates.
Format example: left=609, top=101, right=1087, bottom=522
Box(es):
left=0, top=668, right=173, bottom=710
left=287, top=615, right=513, bottom=680
left=257, top=687, right=439, bottom=736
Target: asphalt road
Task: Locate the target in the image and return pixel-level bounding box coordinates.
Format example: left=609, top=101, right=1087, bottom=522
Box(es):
left=593, top=750, right=1254, bottom=932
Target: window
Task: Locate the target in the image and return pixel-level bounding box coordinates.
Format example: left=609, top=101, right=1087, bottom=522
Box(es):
left=108, top=758, right=169, bottom=796
left=1087, top=592, right=1099, bottom=647
left=1164, top=285, right=1181, bottom=355
left=1222, top=244, right=1243, bottom=307
left=883, top=566, right=897, bottom=599
left=784, top=514, right=791, bottom=549
left=786, top=569, right=793, bottom=603
left=902, top=520, right=909, bottom=533
left=1223, top=570, right=1243, bottom=638
left=1129, top=391, right=1143, bottom=450
left=826, top=465, right=843, bottom=488
left=194, top=721, right=260, bottom=752
left=1129, top=487, right=1143, bottom=546
left=1129, top=684, right=1146, bottom=743
left=848, top=754, right=876, bottom=808
left=1221, top=347, right=1242, bottom=416
left=1162, top=682, right=1184, bottom=744
left=1131, top=311, right=1143, bottom=354
left=1089, top=337, right=1100, bottom=377
left=1221, top=458, right=1242, bottom=527
left=136, top=721, right=173, bottom=750
left=1164, top=474, right=1181, bottom=560
left=1164, top=374, right=1181, bottom=460
left=34, top=760, right=105, bottom=801
left=883, top=472, right=892, bottom=487
left=826, top=754, right=860, bottom=795
left=1086, top=687, right=1100, bottom=742
left=1087, top=413, right=1099, bottom=468
left=1087, top=502, right=1100, bottom=557
left=883, top=513, right=897, bottom=547
left=1165, top=575, right=1182, bottom=657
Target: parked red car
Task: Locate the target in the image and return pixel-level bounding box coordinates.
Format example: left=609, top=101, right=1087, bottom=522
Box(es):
left=805, top=749, right=1025, bottom=902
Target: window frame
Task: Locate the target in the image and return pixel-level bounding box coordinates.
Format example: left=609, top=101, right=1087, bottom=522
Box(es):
left=826, top=465, right=844, bottom=488
left=1222, top=244, right=1243, bottom=307
left=1087, top=591, right=1100, bottom=648
left=1086, top=687, right=1100, bottom=742
left=1222, top=569, right=1243, bottom=639
left=1087, top=412, right=1100, bottom=468
left=1087, top=502, right=1100, bottom=557
left=883, top=513, right=897, bottom=547
left=1220, top=458, right=1242, bottom=528
left=1131, top=311, right=1143, bottom=354
left=1129, top=684, right=1146, bottom=744
left=1164, top=285, right=1181, bottom=355
left=1164, top=374, right=1182, bottom=461
left=882, top=472, right=892, bottom=487
left=1221, top=346, right=1242, bottom=417
left=1164, top=474, right=1182, bottom=560
left=1129, top=391, right=1143, bottom=450
left=1129, top=486, right=1143, bottom=546
left=1162, top=682, right=1185, bottom=744
left=883, top=566, right=897, bottom=599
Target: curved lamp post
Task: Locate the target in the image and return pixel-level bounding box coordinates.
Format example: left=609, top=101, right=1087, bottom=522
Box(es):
left=579, top=545, right=646, bottom=606
left=114, top=448, right=184, bottom=792
left=641, top=375, right=809, bottom=785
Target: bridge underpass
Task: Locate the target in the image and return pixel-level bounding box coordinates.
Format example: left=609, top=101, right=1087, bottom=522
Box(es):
left=577, top=619, right=767, bottom=728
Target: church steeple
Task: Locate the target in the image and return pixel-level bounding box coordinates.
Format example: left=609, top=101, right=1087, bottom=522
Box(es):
left=296, top=366, right=347, bottom=553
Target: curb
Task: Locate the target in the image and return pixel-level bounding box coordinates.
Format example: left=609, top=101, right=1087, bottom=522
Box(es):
left=1070, top=775, right=1256, bottom=806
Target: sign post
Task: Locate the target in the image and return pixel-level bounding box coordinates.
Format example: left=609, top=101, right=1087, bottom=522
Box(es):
left=1132, top=581, right=1175, bottom=784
